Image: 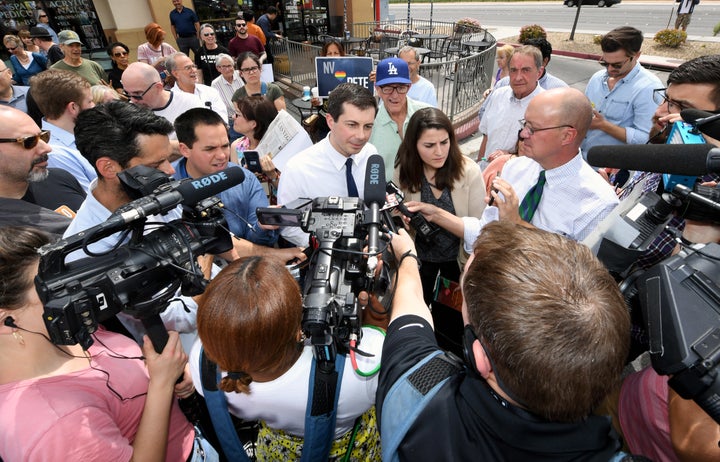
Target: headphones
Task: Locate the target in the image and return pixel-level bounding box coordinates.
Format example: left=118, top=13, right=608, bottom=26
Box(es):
left=4, top=316, right=17, bottom=328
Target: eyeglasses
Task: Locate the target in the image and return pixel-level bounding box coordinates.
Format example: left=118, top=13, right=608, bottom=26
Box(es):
left=240, top=65, right=259, bottom=73
left=598, top=56, right=632, bottom=70
left=203, top=32, right=215, bottom=37
left=0, top=130, right=50, bottom=149
left=121, top=81, right=158, bottom=100
left=0, top=67, right=9, bottom=73
left=379, top=85, right=409, bottom=95
left=217, top=64, right=234, bottom=69
left=652, top=88, right=691, bottom=113
left=518, top=119, right=574, bottom=136
left=113, top=51, right=128, bottom=57
left=235, top=23, right=247, bottom=28
left=182, top=64, right=198, bottom=71
left=38, top=14, right=47, bottom=18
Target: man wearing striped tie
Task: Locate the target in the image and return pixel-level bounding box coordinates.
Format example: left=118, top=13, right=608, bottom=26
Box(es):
left=407, top=88, right=618, bottom=250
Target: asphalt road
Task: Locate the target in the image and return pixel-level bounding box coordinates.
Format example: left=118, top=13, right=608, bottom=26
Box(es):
left=389, top=1, right=720, bottom=37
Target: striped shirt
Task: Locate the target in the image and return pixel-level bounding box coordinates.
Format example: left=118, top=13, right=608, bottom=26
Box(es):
left=211, top=71, right=244, bottom=122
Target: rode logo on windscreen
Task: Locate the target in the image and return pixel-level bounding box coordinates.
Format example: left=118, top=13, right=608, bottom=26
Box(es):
left=190, top=171, right=228, bottom=190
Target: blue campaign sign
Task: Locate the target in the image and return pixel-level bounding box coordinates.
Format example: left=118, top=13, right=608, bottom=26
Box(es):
left=315, top=57, right=374, bottom=97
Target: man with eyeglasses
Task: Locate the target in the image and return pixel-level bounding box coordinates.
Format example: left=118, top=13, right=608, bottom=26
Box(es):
left=228, top=18, right=266, bottom=63
left=398, top=46, right=437, bottom=107
left=0, top=106, right=85, bottom=239
left=30, top=69, right=97, bottom=193
left=166, top=52, right=228, bottom=124
left=409, top=88, right=617, bottom=247
left=0, top=60, right=29, bottom=114
left=121, top=62, right=205, bottom=147
left=369, top=57, right=431, bottom=181
left=581, top=26, right=662, bottom=156
left=477, top=46, right=545, bottom=163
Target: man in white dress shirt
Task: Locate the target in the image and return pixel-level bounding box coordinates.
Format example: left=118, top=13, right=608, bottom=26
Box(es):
left=277, top=83, right=379, bottom=246
left=407, top=88, right=618, bottom=250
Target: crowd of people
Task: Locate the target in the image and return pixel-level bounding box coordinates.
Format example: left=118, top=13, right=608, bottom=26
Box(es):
left=1, top=4, right=719, bottom=460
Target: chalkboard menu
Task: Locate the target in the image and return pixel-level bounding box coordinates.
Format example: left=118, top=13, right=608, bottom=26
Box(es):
left=0, top=1, right=106, bottom=50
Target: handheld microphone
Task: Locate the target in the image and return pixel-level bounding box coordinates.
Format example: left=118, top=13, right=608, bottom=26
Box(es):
left=364, top=155, right=386, bottom=275
left=680, top=108, right=720, bottom=140
left=109, top=166, right=245, bottom=226
left=587, top=143, right=720, bottom=176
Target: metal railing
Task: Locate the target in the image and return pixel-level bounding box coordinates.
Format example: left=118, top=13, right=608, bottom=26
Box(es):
left=270, top=19, right=495, bottom=137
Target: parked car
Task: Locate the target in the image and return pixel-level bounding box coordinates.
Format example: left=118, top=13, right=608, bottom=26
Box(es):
left=564, top=0, right=621, bottom=7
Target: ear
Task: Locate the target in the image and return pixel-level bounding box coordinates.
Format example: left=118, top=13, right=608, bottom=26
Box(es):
left=96, top=156, right=120, bottom=180
left=178, top=142, right=192, bottom=159
left=472, top=339, right=493, bottom=379
left=325, top=113, right=335, bottom=131
left=66, top=101, right=80, bottom=118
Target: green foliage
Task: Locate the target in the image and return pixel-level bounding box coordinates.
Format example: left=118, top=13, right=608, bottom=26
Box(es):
left=714, top=22, right=720, bottom=36
left=653, top=29, right=687, bottom=48
left=455, top=17, right=482, bottom=34
left=593, top=34, right=603, bottom=45
left=519, top=24, right=547, bottom=43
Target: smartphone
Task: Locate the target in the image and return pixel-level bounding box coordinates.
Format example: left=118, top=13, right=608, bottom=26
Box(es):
left=244, top=150, right=262, bottom=174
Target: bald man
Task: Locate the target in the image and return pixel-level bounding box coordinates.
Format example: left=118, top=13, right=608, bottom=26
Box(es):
left=407, top=87, right=618, bottom=248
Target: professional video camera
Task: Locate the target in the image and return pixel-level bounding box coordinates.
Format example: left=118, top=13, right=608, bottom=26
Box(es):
left=587, top=136, right=720, bottom=424
left=257, top=155, right=392, bottom=366
left=34, top=165, right=244, bottom=352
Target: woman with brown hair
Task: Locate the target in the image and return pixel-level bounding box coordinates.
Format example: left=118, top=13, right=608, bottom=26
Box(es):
left=394, top=108, right=485, bottom=352
left=137, top=22, right=177, bottom=66
left=230, top=95, right=312, bottom=202
left=0, top=226, right=218, bottom=461
left=231, top=51, right=285, bottom=111
left=189, top=256, right=384, bottom=460
left=18, top=29, right=40, bottom=53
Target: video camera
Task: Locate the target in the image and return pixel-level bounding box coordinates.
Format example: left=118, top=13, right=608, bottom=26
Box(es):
left=587, top=136, right=720, bottom=424
left=34, top=165, right=244, bottom=352
left=257, top=155, right=393, bottom=366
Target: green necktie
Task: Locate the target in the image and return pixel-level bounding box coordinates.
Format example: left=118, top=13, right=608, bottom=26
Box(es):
left=518, top=170, right=546, bottom=222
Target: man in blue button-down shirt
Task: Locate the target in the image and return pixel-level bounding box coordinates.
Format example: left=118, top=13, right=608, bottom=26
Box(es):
left=173, top=107, right=306, bottom=262
left=582, top=26, right=662, bottom=157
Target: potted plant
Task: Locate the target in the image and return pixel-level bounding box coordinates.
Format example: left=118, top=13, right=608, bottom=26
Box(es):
left=455, top=17, right=482, bottom=34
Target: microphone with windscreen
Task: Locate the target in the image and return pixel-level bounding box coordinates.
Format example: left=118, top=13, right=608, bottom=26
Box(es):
left=587, top=143, right=720, bottom=176
left=680, top=108, right=720, bottom=140
left=364, top=155, right=386, bottom=276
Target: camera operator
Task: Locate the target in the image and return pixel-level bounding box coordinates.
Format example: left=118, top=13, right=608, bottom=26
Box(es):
left=377, top=224, right=630, bottom=460
left=189, top=256, right=384, bottom=459
left=173, top=107, right=305, bottom=263
left=64, top=101, right=222, bottom=347
left=0, top=226, right=218, bottom=461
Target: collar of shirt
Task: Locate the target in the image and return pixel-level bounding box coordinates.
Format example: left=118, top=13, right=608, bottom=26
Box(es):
left=544, top=151, right=584, bottom=187
left=603, top=61, right=642, bottom=86
left=42, top=118, right=76, bottom=149
left=510, top=83, right=543, bottom=104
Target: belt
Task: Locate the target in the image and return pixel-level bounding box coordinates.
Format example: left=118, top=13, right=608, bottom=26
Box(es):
left=179, top=33, right=197, bottom=38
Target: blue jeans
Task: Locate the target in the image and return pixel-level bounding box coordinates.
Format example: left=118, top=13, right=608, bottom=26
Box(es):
left=188, top=426, right=220, bottom=462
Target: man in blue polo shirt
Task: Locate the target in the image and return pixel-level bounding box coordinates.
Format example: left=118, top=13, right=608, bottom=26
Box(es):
left=170, top=0, right=200, bottom=58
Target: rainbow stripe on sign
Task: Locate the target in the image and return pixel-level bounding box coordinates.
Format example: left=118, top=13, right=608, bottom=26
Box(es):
left=334, top=70, right=347, bottom=80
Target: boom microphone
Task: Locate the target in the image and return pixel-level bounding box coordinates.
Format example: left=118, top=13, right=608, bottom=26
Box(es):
left=109, top=166, right=245, bottom=226
left=364, top=155, right=386, bottom=275
left=587, top=144, right=720, bottom=176
left=680, top=108, right=720, bottom=140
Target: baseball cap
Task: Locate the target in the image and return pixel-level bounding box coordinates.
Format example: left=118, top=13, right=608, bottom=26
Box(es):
left=58, top=30, right=83, bottom=46
left=375, top=57, right=411, bottom=87
left=29, top=27, right=52, bottom=39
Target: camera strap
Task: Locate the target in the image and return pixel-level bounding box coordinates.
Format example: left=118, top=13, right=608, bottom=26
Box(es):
left=199, top=347, right=345, bottom=461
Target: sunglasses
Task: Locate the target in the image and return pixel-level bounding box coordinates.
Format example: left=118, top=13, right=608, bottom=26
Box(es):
left=6, top=46, right=17, bottom=51
left=121, top=81, right=158, bottom=100
left=203, top=32, right=215, bottom=37
left=235, top=23, right=247, bottom=28
left=598, top=56, right=631, bottom=70
left=0, top=130, right=50, bottom=149
left=113, top=51, right=128, bottom=57
left=38, top=14, right=47, bottom=18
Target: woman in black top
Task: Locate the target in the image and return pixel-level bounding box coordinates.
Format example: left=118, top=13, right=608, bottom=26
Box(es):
left=106, top=42, right=129, bottom=91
